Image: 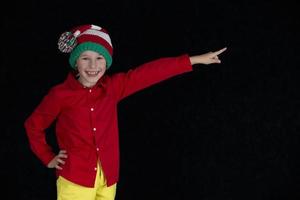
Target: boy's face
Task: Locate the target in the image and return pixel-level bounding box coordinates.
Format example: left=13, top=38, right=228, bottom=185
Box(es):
left=76, top=50, right=107, bottom=87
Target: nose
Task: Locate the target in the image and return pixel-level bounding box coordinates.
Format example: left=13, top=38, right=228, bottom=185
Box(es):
left=89, top=59, right=97, bottom=69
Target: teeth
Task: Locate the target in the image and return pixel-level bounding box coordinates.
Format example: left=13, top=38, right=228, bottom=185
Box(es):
left=86, top=71, right=99, bottom=75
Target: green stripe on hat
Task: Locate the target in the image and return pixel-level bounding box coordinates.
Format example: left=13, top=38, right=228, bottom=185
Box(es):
left=69, top=42, right=112, bottom=69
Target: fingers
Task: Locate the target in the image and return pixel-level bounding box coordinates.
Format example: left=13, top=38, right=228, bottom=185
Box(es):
left=57, top=158, right=66, bottom=165
left=56, top=150, right=68, bottom=170
left=59, top=149, right=67, bottom=155
left=55, top=158, right=65, bottom=170
left=209, top=54, right=220, bottom=63
left=213, top=58, right=221, bottom=63
left=213, top=47, right=227, bottom=56
left=56, top=164, right=63, bottom=170
left=208, top=47, right=226, bottom=64
left=55, top=158, right=66, bottom=170
left=58, top=150, right=68, bottom=158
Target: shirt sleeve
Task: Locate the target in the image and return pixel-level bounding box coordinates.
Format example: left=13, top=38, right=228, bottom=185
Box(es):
left=110, top=54, right=193, bottom=101
left=24, top=87, right=61, bottom=166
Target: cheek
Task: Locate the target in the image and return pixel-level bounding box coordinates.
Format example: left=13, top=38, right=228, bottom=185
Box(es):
left=76, top=64, right=83, bottom=71
left=78, top=70, right=85, bottom=77
left=76, top=61, right=84, bottom=69
left=76, top=65, right=86, bottom=75
left=98, top=60, right=106, bottom=67
left=100, top=58, right=106, bottom=65
left=101, top=65, right=107, bottom=73
left=98, top=61, right=106, bottom=70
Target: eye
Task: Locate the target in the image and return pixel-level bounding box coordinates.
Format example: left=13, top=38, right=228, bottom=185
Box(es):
left=97, top=56, right=104, bottom=60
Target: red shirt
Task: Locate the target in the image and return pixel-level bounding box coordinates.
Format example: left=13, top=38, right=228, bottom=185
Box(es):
left=24, top=54, right=193, bottom=187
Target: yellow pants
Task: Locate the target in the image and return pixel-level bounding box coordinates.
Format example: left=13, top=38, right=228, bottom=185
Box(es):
left=57, top=163, right=117, bottom=200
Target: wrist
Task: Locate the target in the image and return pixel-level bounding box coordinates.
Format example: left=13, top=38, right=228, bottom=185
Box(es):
left=189, top=56, right=196, bottom=65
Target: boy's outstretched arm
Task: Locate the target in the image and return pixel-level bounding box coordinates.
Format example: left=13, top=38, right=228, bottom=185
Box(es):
left=190, top=47, right=227, bottom=65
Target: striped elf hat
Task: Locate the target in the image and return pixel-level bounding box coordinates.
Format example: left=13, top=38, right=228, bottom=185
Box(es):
left=57, top=24, right=113, bottom=69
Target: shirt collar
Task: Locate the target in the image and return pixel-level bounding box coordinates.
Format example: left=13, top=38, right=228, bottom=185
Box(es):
left=65, top=72, right=108, bottom=90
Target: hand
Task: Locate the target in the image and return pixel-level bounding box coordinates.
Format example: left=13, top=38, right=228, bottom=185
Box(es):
left=190, top=47, right=227, bottom=65
left=47, top=150, right=68, bottom=170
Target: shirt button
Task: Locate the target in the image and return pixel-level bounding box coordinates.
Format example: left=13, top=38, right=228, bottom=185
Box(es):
left=94, top=167, right=97, bottom=171
left=89, top=89, right=92, bottom=93
left=96, top=148, right=99, bottom=151
left=90, top=108, right=94, bottom=111
left=93, top=128, right=97, bottom=131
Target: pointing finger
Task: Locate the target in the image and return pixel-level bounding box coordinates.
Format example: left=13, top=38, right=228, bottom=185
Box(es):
left=214, top=47, right=227, bottom=56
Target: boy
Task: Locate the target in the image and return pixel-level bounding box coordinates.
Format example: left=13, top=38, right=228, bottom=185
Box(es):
left=24, top=24, right=226, bottom=200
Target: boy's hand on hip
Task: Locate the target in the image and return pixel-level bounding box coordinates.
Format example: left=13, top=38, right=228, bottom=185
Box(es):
left=47, top=150, right=68, bottom=170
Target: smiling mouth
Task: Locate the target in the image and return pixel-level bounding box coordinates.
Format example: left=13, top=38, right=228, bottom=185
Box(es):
left=86, top=71, right=100, bottom=76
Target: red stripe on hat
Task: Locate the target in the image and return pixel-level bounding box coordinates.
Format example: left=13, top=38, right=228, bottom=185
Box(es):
left=77, top=35, right=113, bottom=55
left=71, top=24, right=92, bottom=33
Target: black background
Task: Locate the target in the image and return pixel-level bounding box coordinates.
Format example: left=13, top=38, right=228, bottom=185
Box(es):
left=3, top=0, right=300, bottom=199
